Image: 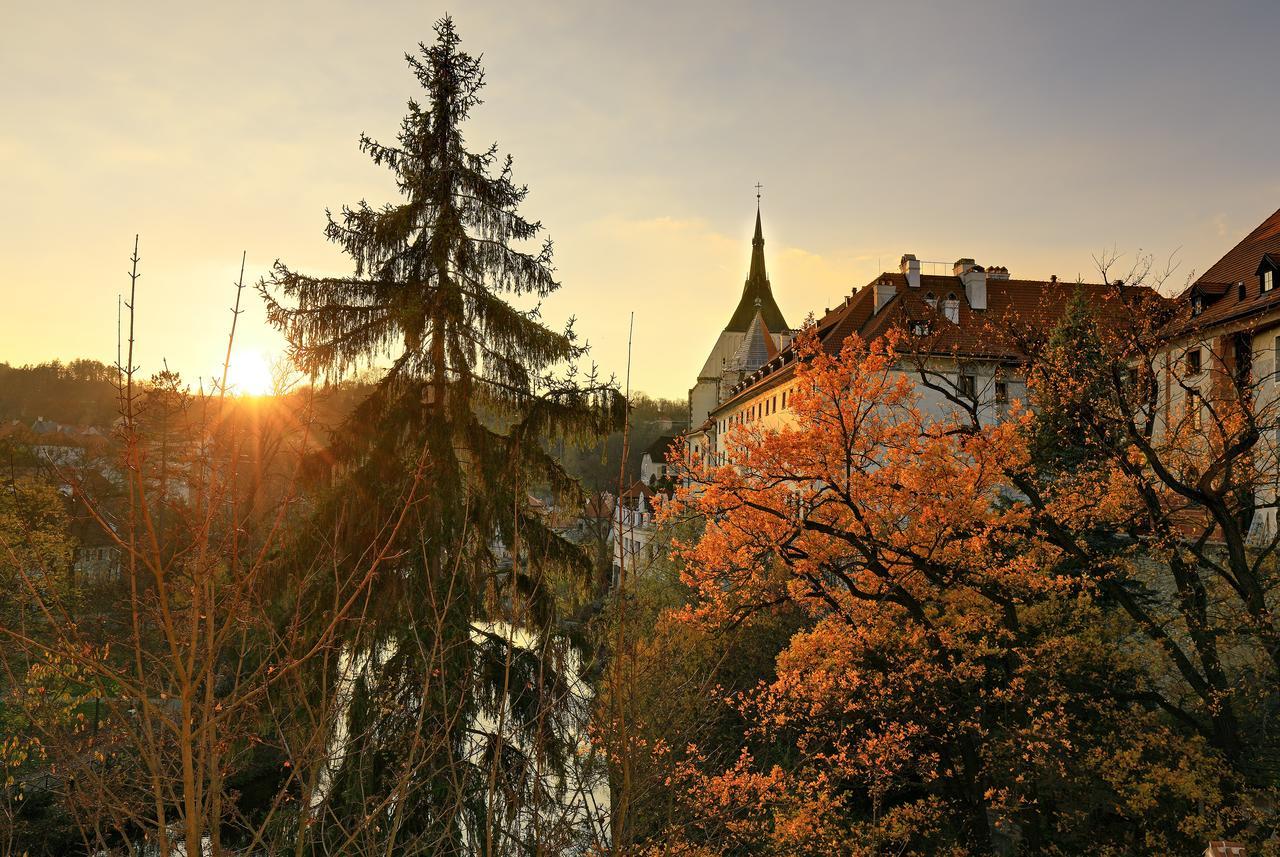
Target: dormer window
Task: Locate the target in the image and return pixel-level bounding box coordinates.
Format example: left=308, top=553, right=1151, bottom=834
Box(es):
left=1259, top=254, right=1280, bottom=294
left=943, top=293, right=960, bottom=324
left=924, top=291, right=937, bottom=309
left=1192, top=295, right=1203, bottom=316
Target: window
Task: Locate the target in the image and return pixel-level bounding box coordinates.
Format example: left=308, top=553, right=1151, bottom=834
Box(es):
left=1234, top=332, right=1253, bottom=390
left=1124, top=367, right=1139, bottom=398
left=910, top=320, right=932, bottom=336
left=1186, top=347, right=1202, bottom=375
left=1265, top=270, right=1275, bottom=293
left=995, top=379, right=1009, bottom=405
left=1191, top=295, right=1203, bottom=316
left=924, top=291, right=938, bottom=308
left=959, top=373, right=977, bottom=399
left=1239, top=281, right=1247, bottom=301
left=781, top=391, right=787, bottom=409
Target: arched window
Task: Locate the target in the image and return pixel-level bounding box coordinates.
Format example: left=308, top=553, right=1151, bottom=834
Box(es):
left=924, top=291, right=937, bottom=308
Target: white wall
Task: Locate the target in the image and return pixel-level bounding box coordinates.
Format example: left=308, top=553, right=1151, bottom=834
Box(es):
left=709, top=357, right=1027, bottom=464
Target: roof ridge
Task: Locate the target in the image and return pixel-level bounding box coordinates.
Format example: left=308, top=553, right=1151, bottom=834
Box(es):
left=1198, top=206, right=1280, bottom=285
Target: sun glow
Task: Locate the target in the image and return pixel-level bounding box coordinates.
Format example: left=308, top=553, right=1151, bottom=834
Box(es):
left=226, top=349, right=276, bottom=396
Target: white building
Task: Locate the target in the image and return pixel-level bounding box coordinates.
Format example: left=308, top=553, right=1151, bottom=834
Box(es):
left=610, top=480, right=659, bottom=582
left=688, top=206, right=796, bottom=430
left=640, top=434, right=680, bottom=487
left=686, top=221, right=1129, bottom=468
left=1155, top=206, right=1280, bottom=542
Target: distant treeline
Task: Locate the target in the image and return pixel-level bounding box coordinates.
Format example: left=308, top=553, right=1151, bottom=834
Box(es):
left=549, top=392, right=687, bottom=492
left=0, top=359, right=119, bottom=426
left=0, top=356, right=685, bottom=489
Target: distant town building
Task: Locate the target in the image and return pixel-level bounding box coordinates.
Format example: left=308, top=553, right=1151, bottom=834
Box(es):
left=684, top=206, right=1129, bottom=468
left=610, top=480, right=664, bottom=583
left=1156, top=207, right=1280, bottom=543
left=688, top=206, right=796, bottom=430
left=640, top=434, right=679, bottom=487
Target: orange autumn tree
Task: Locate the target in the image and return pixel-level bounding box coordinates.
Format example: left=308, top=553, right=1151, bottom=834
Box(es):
left=657, top=329, right=1241, bottom=856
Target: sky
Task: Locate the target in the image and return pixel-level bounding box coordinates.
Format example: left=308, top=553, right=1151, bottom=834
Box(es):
left=3, top=0, right=1280, bottom=400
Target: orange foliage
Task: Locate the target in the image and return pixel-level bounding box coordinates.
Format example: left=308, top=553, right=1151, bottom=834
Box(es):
left=648, top=330, right=1257, bottom=855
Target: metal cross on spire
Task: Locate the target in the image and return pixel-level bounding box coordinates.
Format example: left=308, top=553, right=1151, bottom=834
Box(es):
left=754, top=182, right=763, bottom=203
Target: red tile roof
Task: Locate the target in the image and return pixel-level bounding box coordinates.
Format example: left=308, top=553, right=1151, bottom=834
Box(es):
left=1169, top=207, right=1280, bottom=332
left=619, top=479, right=654, bottom=501
left=583, top=492, right=613, bottom=519
left=715, top=270, right=1151, bottom=413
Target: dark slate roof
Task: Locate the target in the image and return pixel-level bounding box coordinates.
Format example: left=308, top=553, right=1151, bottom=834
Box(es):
left=725, top=207, right=791, bottom=333
left=643, top=434, right=680, bottom=461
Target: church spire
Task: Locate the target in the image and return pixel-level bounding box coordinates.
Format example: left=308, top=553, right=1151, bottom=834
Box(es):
left=748, top=205, right=766, bottom=283
left=726, top=198, right=790, bottom=333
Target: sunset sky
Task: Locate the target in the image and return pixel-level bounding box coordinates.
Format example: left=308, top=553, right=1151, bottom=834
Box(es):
left=4, top=0, right=1280, bottom=400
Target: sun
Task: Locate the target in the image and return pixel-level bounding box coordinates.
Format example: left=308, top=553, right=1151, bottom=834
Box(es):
left=226, top=349, right=276, bottom=396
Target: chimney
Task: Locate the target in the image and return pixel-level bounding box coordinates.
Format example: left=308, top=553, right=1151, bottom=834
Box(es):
left=900, top=253, right=921, bottom=288
left=987, top=265, right=1010, bottom=281
left=955, top=258, right=987, bottom=311
left=874, top=278, right=897, bottom=313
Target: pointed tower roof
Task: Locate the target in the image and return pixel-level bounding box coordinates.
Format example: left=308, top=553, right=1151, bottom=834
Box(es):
left=731, top=301, right=779, bottom=372
left=726, top=205, right=791, bottom=333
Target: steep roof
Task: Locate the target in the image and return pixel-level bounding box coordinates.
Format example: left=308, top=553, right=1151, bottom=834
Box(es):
left=1202, top=208, right=1280, bottom=285
left=583, top=492, right=613, bottom=520
left=858, top=274, right=1136, bottom=358
left=643, top=433, right=680, bottom=462
left=725, top=207, right=791, bottom=333
left=618, top=479, right=658, bottom=510
left=1168, top=207, right=1280, bottom=332
left=715, top=270, right=1152, bottom=413
left=731, top=306, right=779, bottom=371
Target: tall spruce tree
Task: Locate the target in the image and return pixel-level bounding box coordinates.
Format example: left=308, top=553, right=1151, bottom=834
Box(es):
left=1029, top=285, right=1113, bottom=475
left=260, top=18, right=622, bottom=854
